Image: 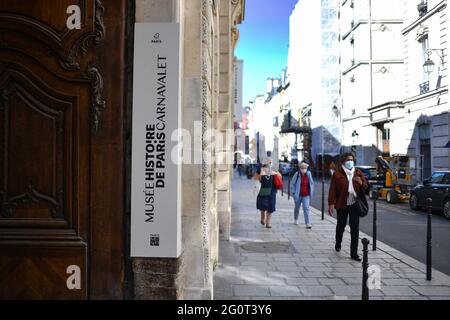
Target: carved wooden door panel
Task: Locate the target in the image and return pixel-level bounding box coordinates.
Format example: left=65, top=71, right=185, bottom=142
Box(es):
left=0, top=1, right=126, bottom=299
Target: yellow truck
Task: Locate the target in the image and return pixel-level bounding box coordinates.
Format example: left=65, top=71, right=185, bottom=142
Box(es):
left=371, top=155, right=416, bottom=204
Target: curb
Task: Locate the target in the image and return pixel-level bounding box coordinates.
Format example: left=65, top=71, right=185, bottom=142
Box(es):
left=308, top=206, right=450, bottom=283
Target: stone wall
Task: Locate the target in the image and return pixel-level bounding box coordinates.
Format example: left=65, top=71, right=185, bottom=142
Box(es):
left=133, top=0, right=184, bottom=300
left=217, top=0, right=244, bottom=242
left=133, top=0, right=244, bottom=300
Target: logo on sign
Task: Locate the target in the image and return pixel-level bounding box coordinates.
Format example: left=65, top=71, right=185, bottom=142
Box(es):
left=152, top=33, right=162, bottom=43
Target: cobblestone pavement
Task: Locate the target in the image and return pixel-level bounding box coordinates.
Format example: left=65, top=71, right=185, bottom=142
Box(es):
left=214, top=176, right=450, bottom=300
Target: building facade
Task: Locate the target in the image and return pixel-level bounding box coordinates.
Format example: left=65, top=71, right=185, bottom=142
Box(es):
left=340, top=0, right=404, bottom=165
left=367, top=0, right=448, bottom=179
left=396, top=0, right=448, bottom=177
left=340, top=0, right=448, bottom=175
left=0, top=0, right=245, bottom=300
left=287, top=0, right=341, bottom=170
left=245, top=74, right=297, bottom=167
left=233, top=59, right=245, bottom=164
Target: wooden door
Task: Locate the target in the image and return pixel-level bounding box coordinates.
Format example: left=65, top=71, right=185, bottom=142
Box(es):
left=0, top=0, right=127, bottom=299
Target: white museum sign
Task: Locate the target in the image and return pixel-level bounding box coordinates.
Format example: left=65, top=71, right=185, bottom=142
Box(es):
left=131, top=23, right=182, bottom=258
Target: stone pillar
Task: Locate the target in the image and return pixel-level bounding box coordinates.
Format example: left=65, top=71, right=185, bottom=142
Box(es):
left=181, top=0, right=215, bottom=299
left=217, top=0, right=233, bottom=241
left=132, top=257, right=184, bottom=299
left=132, top=0, right=244, bottom=300
left=133, top=0, right=185, bottom=300
left=217, top=0, right=245, bottom=241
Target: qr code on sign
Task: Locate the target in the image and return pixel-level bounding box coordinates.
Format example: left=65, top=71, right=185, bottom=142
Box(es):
left=150, top=234, right=160, bottom=247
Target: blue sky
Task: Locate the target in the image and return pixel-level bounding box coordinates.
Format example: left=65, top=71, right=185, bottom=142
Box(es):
left=236, top=0, right=298, bottom=106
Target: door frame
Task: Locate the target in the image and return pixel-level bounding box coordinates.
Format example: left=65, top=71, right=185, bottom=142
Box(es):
left=123, top=0, right=136, bottom=300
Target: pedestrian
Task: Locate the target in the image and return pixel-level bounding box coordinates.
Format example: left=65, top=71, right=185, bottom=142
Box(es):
left=290, top=162, right=314, bottom=228
left=329, top=162, right=337, bottom=177
left=255, top=159, right=282, bottom=229
left=328, top=153, right=368, bottom=261
left=237, top=163, right=243, bottom=178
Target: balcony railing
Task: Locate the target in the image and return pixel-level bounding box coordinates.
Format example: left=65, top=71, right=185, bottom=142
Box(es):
left=419, top=81, right=430, bottom=94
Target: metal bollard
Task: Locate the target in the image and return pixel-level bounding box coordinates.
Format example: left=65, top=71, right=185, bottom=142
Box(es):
left=321, top=177, right=325, bottom=221
left=372, top=189, right=378, bottom=251
left=287, top=174, right=291, bottom=200
left=362, top=238, right=370, bottom=300
left=426, top=198, right=432, bottom=281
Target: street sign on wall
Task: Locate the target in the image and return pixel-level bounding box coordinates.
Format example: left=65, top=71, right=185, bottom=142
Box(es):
left=131, top=23, right=182, bottom=258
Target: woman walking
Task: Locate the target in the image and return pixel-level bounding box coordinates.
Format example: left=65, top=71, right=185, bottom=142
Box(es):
left=290, top=162, right=314, bottom=228
left=255, top=160, right=282, bottom=229
left=328, top=153, right=368, bottom=261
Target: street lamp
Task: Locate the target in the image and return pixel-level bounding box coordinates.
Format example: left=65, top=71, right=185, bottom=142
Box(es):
left=352, top=130, right=359, bottom=155
left=331, top=104, right=339, bottom=123
left=423, top=49, right=445, bottom=75
left=423, top=57, right=435, bottom=75
left=352, top=130, right=359, bottom=141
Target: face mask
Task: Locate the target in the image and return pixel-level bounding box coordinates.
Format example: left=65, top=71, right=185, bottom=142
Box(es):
left=300, top=169, right=307, bottom=174
left=345, top=161, right=354, bottom=170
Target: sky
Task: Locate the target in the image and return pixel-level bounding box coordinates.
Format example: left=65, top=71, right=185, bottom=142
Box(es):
left=236, top=0, right=298, bottom=106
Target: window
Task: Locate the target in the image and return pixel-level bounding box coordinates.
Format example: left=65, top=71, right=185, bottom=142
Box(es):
left=418, top=35, right=430, bottom=93
left=420, top=35, right=429, bottom=80
left=443, top=173, right=450, bottom=185
left=421, top=36, right=429, bottom=65
left=430, top=172, right=445, bottom=184
left=273, top=116, right=279, bottom=127
left=419, top=124, right=430, bottom=140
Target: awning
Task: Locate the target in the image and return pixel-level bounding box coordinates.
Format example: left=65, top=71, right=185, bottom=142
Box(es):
left=445, top=140, right=450, bottom=148
left=280, top=127, right=312, bottom=134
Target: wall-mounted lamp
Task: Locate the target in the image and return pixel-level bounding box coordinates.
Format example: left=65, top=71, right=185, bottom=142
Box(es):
left=423, top=49, right=445, bottom=75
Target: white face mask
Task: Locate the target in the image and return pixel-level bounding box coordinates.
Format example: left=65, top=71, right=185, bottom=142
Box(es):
left=300, top=169, right=307, bottom=174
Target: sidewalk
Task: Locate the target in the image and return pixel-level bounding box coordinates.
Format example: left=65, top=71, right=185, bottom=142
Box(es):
left=213, top=176, right=450, bottom=300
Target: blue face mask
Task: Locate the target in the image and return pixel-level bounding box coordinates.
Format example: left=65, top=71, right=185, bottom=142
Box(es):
left=345, top=161, right=355, bottom=170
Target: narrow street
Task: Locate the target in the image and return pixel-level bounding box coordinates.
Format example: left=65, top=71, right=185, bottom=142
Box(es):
left=281, top=176, right=450, bottom=276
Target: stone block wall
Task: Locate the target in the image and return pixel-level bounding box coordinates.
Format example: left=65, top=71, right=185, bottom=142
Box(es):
left=133, top=0, right=244, bottom=300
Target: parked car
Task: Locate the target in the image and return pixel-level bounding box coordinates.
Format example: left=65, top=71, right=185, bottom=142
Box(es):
left=409, top=171, right=450, bottom=220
